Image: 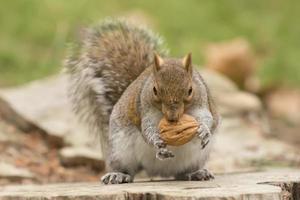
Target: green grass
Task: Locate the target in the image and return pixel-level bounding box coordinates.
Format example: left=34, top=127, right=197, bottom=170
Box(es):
left=0, top=0, right=299, bottom=86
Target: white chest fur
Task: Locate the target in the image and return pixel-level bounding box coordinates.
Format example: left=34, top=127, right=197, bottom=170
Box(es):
left=110, top=124, right=213, bottom=177
left=136, top=135, right=213, bottom=177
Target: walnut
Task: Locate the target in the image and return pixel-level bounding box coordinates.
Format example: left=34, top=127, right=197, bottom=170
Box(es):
left=158, top=114, right=198, bottom=146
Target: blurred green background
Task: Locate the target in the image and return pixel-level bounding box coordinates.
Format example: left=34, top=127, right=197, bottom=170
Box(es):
left=0, top=0, right=299, bottom=86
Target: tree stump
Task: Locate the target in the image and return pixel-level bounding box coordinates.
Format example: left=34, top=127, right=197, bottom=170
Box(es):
left=0, top=169, right=300, bottom=199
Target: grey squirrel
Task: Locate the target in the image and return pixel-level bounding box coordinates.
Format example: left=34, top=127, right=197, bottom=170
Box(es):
left=65, top=18, right=219, bottom=184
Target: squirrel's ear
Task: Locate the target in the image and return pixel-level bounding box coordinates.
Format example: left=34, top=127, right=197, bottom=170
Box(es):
left=183, top=53, right=192, bottom=76
left=153, top=52, right=164, bottom=72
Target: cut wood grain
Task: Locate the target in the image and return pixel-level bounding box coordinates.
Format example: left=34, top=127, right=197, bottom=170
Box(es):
left=0, top=169, right=299, bottom=199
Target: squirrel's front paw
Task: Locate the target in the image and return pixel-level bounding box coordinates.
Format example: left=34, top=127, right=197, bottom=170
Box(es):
left=156, top=148, right=174, bottom=160
left=197, top=123, right=211, bottom=149
left=154, top=139, right=167, bottom=149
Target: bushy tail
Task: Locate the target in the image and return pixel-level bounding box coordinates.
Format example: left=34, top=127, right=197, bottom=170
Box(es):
left=64, top=18, right=168, bottom=157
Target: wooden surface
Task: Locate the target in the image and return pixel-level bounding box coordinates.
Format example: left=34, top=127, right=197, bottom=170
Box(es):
left=0, top=169, right=300, bottom=199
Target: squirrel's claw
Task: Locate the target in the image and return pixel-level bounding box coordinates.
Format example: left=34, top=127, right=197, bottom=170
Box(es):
left=154, top=138, right=167, bottom=149
left=101, top=172, right=132, bottom=184
left=156, top=148, right=175, bottom=160
left=187, top=169, right=214, bottom=181
left=197, top=124, right=211, bottom=149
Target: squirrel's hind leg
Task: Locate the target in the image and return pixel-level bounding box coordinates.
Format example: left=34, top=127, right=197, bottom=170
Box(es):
left=175, top=169, right=214, bottom=181
left=103, top=114, right=141, bottom=184
left=101, top=156, right=138, bottom=184
left=101, top=160, right=139, bottom=184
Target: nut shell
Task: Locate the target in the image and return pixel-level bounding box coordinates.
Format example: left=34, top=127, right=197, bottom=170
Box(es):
left=159, top=114, right=198, bottom=146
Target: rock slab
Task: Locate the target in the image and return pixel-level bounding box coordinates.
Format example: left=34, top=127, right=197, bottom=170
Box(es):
left=0, top=169, right=300, bottom=199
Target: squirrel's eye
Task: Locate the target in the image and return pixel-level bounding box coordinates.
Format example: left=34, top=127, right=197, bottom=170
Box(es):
left=153, top=87, right=158, bottom=96
left=188, top=87, right=193, bottom=96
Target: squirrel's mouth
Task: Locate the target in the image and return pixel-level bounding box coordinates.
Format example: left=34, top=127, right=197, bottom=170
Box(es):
left=167, top=118, right=179, bottom=123
left=165, top=113, right=182, bottom=123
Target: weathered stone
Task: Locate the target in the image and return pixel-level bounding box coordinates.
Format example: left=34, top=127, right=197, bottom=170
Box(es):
left=201, top=69, right=263, bottom=116
left=0, top=97, right=36, bottom=133
left=0, top=169, right=300, bottom=199
left=207, top=118, right=300, bottom=173
left=59, top=146, right=104, bottom=171
left=204, top=38, right=257, bottom=91
left=0, top=75, right=90, bottom=148
left=200, top=69, right=299, bottom=172
left=0, top=121, right=23, bottom=143
left=0, top=162, right=34, bottom=181
left=265, top=88, right=300, bottom=124
left=201, top=68, right=271, bottom=135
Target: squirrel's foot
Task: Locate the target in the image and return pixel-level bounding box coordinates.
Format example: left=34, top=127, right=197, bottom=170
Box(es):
left=176, top=169, right=214, bottom=181
left=101, top=172, right=132, bottom=184
left=156, top=148, right=174, bottom=160
left=189, top=169, right=214, bottom=181
left=197, top=123, right=211, bottom=149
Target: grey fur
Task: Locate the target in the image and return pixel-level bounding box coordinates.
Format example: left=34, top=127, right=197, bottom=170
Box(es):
left=105, top=60, right=219, bottom=184
left=176, top=168, right=214, bottom=181
left=65, top=18, right=168, bottom=157
left=65, top=18, right=219, bottom=184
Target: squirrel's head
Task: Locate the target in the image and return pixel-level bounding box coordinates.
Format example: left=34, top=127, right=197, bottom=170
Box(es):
left=152, top=53, right=194, bottom=123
